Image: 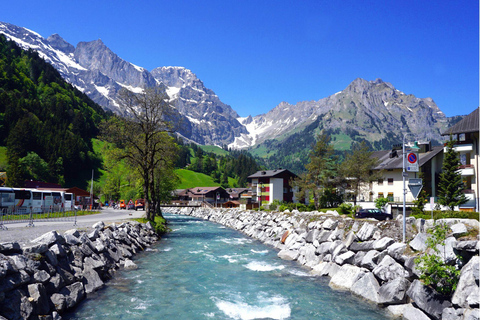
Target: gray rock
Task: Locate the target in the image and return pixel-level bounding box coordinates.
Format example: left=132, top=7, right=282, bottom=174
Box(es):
left=409, top=232, right=428, bottom=251
left=28, top=283, right=50, bottom=314
left=373, top=237, right=395, bottom=251
left=92, top=221, right=105, bottom=230
left=403, top=304, right=431, bottom=320
left=387, top=242, right=407, bottom=262
left=464, top=308, right=480, bottom=320
left=124, top=259, right=139, bottom=270
left=451, top=223, right=468, bottom=237
left=334, top=251, right=355, bottom=265
left=1, top=289, right=33, bottom=320
left=442, top=307, right=465, bottom=320
left=50, top=293, right=66, bottom=313
left=360, top=250, right=380, bottom=270
left=82, top=267, right=104, bottom=294
left=329, top=264, right=366, bottom=290
left=60, top=281, right=85, bottom=309
left=454, top=241, right=479, bottom=253
left=317, top=230, right=332, bottom=243
left=351, top=272, right=380, bottom=303
left=277, top=249, right=299, bottom=261
left=436, top=236, right=458, bottom=264
left=407, top=279, right=452, bottom=320
left=353, top=251, right=366, bottom=267
left=349, top=240, right=374, bottom=252
left=310, top=261, right=340, bottom=277
left=23, top=243, right=48, bottom=254
left=31, top=230, right=65, bottom=247
left=378, top=277, right=410, bottom=305
left=0, top=242, right=21, bottom=254
left=356, top=223, right=377, bottom=241
left=305, top=229, right=319, bottom=243
left=453, top=256, right=480, bottom=308
left=64, top=233, right=81, bottom=246
left=373, top=254, right=409, bottom=282
left=33, top=269, right=51, bottom=283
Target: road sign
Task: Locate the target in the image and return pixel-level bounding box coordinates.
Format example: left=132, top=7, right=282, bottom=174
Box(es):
left=406, top=152, right=419, bottom=172
left=408, top=178, right=423, bottom=199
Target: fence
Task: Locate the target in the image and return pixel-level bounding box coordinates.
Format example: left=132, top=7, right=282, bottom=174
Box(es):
left=0, top=206, right=77, bottom=230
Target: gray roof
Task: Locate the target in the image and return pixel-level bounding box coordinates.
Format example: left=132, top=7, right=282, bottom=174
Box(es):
left=372, top=146, right=443, bottom=170
left=248, top=168, right=297, bottom=179
left=442, top=108, right=479, bottom=135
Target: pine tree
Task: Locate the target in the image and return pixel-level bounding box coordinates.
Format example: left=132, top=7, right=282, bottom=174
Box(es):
left=437, top=138, right=467, bottom=210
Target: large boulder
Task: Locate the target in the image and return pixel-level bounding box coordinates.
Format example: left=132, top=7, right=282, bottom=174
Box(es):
left=378, top=277, right=410, bottom=305
left=409, top=233, right=428, bottom=252
left=403, top=304, right=431, bottom=320
left=351, top=272, right=380, bottom=303
left=329, top=264, right=366, bottom=290
left=372, top=255, right=409, bottom=282
left=82, top=267, right=104, bottom=294
left=452, top=256, right=480, bottom=308
left=373, top=237, right=395, bottom=251
left=27, top=283, right=50, bottom=315
left=277, top=249, right=299, bottom=261
left=356, top=223, right=377, bottom=241
left=407, top=279, right=452, bottom=320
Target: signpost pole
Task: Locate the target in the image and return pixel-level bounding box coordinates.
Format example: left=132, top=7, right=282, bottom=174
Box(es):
left=402, top=133, right=419, bottom=243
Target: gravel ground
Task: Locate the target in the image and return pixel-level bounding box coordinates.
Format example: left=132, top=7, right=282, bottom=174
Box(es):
left=0, top=208, right=146, bottom=247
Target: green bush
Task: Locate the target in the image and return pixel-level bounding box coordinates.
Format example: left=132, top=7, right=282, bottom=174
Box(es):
left=414, top=222, right=460, bottom=296
left=375, top=197, right=389, bottom=210
left=412, top=210, right=479, bottom=221
left=338, top=202, right=353, bottom=215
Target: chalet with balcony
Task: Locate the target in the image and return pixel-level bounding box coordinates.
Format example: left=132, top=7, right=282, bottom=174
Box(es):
left=364, top=142, right=444, bottom=203
left=247, top=169, right=297, bottom=205
left=442, top=107, right=479, bottom=212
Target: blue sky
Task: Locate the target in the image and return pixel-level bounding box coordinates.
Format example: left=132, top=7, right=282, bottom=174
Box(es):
left=3, top=0, right=478, bottom=118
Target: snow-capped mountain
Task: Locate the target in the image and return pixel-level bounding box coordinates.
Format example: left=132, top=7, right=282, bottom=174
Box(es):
left=1, top=21, right=454, bottom=153
left=229, top=78, right=450, bottom=149
left=0, top=22, right=246, bottom=146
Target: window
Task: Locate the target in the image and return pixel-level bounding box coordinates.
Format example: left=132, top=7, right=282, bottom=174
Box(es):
left=378, top=179, right=383, bottom=185
left=459, top=133, right=466, bottom=142
left=378, top=192, right=384, bottom=198
left=387, top=192, right=394, bottom=201
left=388, top=178, right=394, bottom=185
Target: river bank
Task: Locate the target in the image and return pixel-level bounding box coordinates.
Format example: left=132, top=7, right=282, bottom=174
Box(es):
left=170, top=207, right=479, bottom=320
left=0, top=220, right=158, bottom=319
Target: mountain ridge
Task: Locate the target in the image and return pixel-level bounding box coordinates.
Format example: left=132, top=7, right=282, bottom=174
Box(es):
left=0, top=21, right=461, bottom=157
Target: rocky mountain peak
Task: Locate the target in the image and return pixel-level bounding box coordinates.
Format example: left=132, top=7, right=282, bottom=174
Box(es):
left=47, top=33, right=75, bottom=55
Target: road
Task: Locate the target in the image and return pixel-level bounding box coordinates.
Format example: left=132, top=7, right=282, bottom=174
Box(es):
left=0, top=208, right=147, bottom=247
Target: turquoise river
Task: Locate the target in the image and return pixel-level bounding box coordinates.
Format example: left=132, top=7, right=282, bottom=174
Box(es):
left=65, top=212, right=389, bottom=319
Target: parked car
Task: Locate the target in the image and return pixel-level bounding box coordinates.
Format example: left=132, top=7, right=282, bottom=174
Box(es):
left=135, top=199, right=145, bottom=211
left=127, top=199, right=135, bottom=210
left=119, top=200, right=126, bottom=209
left=355, top=208, right=393, bottom=220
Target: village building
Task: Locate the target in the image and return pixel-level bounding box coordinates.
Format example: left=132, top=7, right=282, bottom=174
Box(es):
left=247, top=169, right=297, bottom=206
left=441, top=107, right=479, bottom=212
left=174, top=186, right=229, bottom=207
left=363, top=142, right=444, bottom=204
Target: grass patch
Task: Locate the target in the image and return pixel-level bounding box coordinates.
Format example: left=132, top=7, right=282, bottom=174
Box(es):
left=175, top=169, right=219, bottom=189
left=199, top=145, right=229, bottom=156
left=2, top=210, right=100, bottom=221
left=133, top=215, right=169, bottom=234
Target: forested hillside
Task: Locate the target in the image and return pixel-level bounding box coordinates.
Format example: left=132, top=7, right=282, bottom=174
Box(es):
left=175, top=138, right=261, bottom=188
left=0, top=35, right=107, bottom=187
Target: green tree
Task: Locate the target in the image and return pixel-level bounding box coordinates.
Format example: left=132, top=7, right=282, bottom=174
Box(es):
left=437, top=138, right=467, bottom=210
left=101, top=87, right=177, bottom=221
left=340, top=141, right=382, bottom=206
left=296, top=133, right=338, bottom=209
left=19, top=152, right=51, bottom=182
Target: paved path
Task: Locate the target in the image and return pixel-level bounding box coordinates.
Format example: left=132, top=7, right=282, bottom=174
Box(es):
left=0, top=208, right=147, bottom=247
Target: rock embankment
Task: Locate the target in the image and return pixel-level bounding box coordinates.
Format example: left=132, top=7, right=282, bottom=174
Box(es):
left=170, top=207, right=479, bottom=320
left=0, top=221, right=158, bottom=320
